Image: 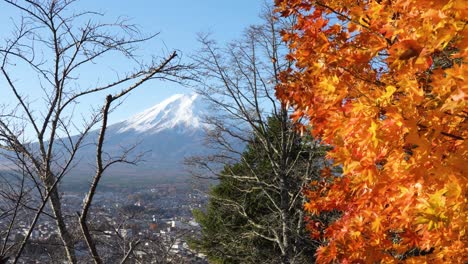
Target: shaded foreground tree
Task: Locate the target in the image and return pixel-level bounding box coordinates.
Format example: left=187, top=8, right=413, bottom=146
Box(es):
left=191, top=116, right=329, bottom=263
left=0, top=0, right=186, bottom=263
left=187, top=6, right=334, bottom=263
left=275, top=0, right=466, bottom=262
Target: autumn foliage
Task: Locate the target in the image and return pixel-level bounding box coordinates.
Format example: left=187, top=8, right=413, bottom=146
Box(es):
left=275, top=0, right=467, bottom=262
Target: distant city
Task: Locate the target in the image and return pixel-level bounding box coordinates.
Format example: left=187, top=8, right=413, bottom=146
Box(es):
left=0, top=92, right=222, bottom=263
left=0, top=182, right=210, bottom=263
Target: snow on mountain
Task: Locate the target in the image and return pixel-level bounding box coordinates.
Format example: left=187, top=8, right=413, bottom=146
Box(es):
left=2, top=93, right=215, bottom=186
left=62, top=93, right=212, bottom=185
left=117, top=93, right=206, bottom=134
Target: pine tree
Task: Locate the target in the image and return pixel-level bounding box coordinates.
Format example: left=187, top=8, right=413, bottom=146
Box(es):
left=192, top=116, right=330, bottom=263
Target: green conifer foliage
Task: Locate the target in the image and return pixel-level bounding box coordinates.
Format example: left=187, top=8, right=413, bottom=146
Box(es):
left=191, top=116, right=330, bottom=263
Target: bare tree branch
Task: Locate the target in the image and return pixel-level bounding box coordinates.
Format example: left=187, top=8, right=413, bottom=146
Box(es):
left=0, top=1, right=186, bottom=263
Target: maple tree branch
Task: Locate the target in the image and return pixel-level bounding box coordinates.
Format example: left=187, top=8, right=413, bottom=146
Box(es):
left=418, top=124, right=464, bottom=140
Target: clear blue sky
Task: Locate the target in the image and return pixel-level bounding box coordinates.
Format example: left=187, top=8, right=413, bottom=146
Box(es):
left=0, top=0, right=265, bottom=132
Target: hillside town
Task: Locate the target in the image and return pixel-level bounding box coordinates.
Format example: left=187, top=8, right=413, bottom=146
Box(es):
left=0, top=183, right=209, bottom=263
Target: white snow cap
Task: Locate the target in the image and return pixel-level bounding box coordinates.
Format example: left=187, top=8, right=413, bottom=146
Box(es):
left=118, top=93, right=205, bottom=134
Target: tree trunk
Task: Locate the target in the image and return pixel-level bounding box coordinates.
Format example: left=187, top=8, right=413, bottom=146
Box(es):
left=45, top=174, right=76, bottom=263
left=280, top=108, right=292, bottom=264
left=280, top=175, right=292, bottom=264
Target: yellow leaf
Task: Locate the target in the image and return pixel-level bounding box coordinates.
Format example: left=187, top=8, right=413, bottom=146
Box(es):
left=445, top=181, right=462, bottom=199
left=371, top=215, right=382, bottom=232
left=368, top=121, right=379, bottom=147
left=377, top=85, right=397, bottom=105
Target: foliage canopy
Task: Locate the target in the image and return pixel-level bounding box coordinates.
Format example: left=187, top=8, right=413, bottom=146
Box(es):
left=275, top=0, right=466, bottom=262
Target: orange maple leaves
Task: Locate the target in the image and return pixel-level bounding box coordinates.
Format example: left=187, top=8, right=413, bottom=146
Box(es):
left=275, top=0, right=467, bottom=262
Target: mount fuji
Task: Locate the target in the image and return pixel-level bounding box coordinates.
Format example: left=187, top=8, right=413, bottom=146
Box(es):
left=67, top=93, right=211, bottom=186
left=116, top=93, right=206, bottom=135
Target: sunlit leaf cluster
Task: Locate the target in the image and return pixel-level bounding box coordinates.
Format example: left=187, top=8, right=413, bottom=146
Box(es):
left=275, top=0, right=466, bottom=262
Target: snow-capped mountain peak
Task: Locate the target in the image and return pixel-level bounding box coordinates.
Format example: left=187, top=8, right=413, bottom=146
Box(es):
left=117, top=93, right=205, bottom=134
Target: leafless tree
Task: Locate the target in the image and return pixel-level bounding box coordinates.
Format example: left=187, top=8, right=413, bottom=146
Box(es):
left=0, top=0, right=187, bottom=263
left=186, top=6, right=327, bottom=264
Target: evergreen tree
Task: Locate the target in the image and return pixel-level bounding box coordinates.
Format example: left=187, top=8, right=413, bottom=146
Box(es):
left=191, top=116, right=329, bottom=263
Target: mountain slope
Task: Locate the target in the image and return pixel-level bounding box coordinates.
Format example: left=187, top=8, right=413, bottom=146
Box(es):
left=67, top=93, right=210, bottom=186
